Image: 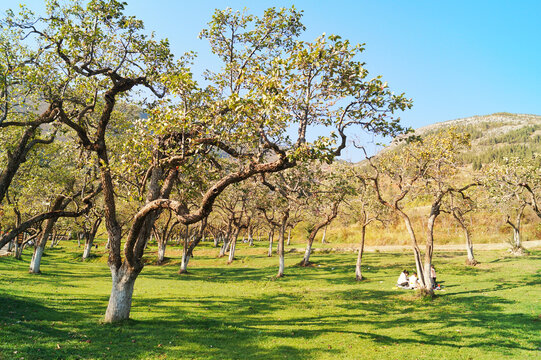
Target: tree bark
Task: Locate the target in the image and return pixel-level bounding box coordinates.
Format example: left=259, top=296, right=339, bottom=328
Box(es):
left=218, top=236, right=230, bottom=257
left=422, top=208, right=438, bottom=292
left=227, top=232, right=238, bottom=264
left=29, top=196, right=67, bottom=274
left=248, top=228, right=254, bottom=246
left=453, top=210, right=477, bottom=265
left=157, top=241, right=166, bottom=264
left=179, top=233, right=190, bottom=271
left=277, top=218, right=287, bottom=277
left=321, top=225, right=327, bottom=244
left=104, top=264, right=140, bottom=323
left=83, top=217, right=101, bottom=260
left=267, top=229, right=274, bottom=257
left=506, top=204, right=526, bottom=254
left=355, top=225, right=366, bottom=281
left=227, top=227, right=240, bottom=264
left=82, top=237, right=94, bottom=260
left=179, top=218, right=207, bottom=274
left=397, top=210, right=425, bottom=287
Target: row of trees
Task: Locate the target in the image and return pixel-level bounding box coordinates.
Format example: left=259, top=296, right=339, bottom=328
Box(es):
left=0, top=1, right=410, bottom=322
left=2, top=0, right=539, bottom=323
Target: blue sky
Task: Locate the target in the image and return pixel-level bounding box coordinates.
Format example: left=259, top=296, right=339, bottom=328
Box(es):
left=3, top=1, right=540, bottom=159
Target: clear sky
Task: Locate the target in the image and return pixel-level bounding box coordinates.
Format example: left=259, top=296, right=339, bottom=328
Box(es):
left=3, top=1, right=541, bottom=159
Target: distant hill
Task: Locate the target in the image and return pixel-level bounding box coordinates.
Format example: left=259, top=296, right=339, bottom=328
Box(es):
left=396, top=113, right=541, bottom=169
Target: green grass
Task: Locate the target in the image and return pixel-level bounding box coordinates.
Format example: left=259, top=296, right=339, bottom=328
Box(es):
left=1, top=242, right=540, bottom=360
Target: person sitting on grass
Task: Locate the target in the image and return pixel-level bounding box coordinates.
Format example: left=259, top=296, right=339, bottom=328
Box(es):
left=408, top=272, right=420, bottom=289
left=397, top=270, right=409, bottom=288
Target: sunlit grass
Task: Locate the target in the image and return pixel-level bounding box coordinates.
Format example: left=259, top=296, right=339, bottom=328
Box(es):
left=1, top=241, right=540, bottom=359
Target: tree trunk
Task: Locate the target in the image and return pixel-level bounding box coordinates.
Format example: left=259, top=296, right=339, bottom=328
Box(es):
left=104, top=264, right=139, bottom=323
left=14, top=241, right=23, bottom=259
left=514, top=208, right=523, bottom=249
left=287, top=228, right=291, bottom=246
left=179, top=251, right=190, bottom=273
left=462, top=223, right=476, bottom=266
left=83, top=219, right=100, bottom=260
left=82, top=236, right=94, bottom=260
left=355, top=225, right=366, bottom=281
left=179, top=218, right=207, bottom=274
left=321, top=225, right=327, bottom=244
left=513, top=227, right=520, bottom=249
left=454, top=210, right=477, bottom=266
left=465, top=236, right=476, bottom=265
left=422, top=211, right=437, bottom=292
left=267, top=229, right=274, bottom=257
left=300, top=241, right=312, bottom=266
left=29, top=241, right=45, bottom=273
left=398, top=210, right=425, bottom=287
left=506, top=205, right=525, bottom=254
left=218, top=236, right=229, bottom=257
left=157, top=240, right=166, bottom=264
left=227, top=231, right=239, bottom=264
left=29, top=197, right=66, bottom=274
left=300, top=202, right=340, bottom=267
left=277, top=222, right=286, bottom=277
left=49, top=230, right=57, bottom=248
left=248, top=231, right=254, bottom=246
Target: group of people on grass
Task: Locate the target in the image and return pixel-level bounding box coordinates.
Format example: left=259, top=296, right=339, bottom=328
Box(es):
left=396, top=265, right=439, bottom=290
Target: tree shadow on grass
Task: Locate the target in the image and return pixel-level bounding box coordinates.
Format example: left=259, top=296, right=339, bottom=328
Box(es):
left=323, top=273, right=541, bottom=354
left=0, top=291, right=321, bottom=360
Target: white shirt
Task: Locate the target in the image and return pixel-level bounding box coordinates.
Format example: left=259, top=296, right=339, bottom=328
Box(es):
left=397, top=272, right=408, bottom=284
left=409, top=275, right=418, bottom=288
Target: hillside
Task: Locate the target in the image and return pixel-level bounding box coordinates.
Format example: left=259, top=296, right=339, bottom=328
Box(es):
left=412, top=113, right=541, bottom=168
left=322, top=113, right=541, bottom=247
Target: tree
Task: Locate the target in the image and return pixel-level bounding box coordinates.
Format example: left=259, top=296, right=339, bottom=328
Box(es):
left=367, top=128, right=473, bottom=292
left=349, top=173, right=389, bottom=280
left=4, top=2, right=410, bottom=322
left=444, top=188, right=479, bottom=265
left=484, top=156, right=541, bottom=255
left=298, top=164, right=354, bottom=267
left=0, top=15, right=61, bottom=204
left=258, top=166, right=312, bottom=277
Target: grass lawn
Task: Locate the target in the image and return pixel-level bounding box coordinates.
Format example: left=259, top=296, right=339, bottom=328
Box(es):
left=0, top=241, right=540, bottom=359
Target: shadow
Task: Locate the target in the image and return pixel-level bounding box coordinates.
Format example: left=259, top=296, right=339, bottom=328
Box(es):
left=1, top=248, right=540, bottom=359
